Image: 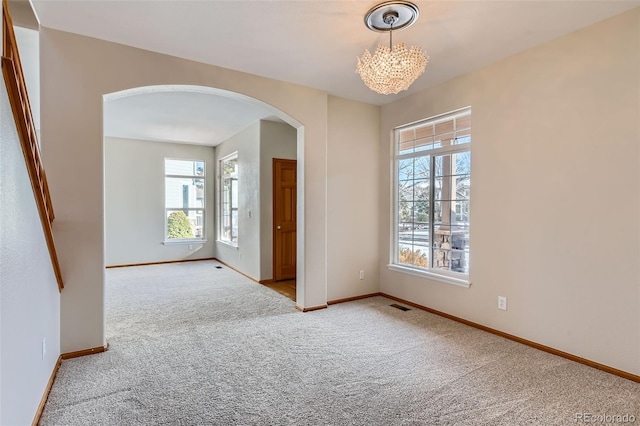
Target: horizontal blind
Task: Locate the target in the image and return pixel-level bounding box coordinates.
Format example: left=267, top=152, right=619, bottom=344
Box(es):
left=397, top=108, right=471, bottom=156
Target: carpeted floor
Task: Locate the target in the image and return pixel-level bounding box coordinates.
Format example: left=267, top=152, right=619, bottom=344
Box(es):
left=40, top=261, right=640, bottom=425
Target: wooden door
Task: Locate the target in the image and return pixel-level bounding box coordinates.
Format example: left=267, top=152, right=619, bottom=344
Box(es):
left=273, top=159, right=297, bottom=281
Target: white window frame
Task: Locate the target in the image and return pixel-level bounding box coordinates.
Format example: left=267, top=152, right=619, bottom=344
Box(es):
left=389, top=107, right=472, bottom=288
left=218, top=152, right=239, bottom=247
left=163, top=158, right=206, bottom=244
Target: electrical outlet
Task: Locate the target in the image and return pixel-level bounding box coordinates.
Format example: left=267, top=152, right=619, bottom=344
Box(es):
left=188, top=244, right=193, bottom=251
left=498, top=296, right=507, bottom=311
left=359, top=270, right=365, bottom=280
left=42, top=338, right=46, bottom=360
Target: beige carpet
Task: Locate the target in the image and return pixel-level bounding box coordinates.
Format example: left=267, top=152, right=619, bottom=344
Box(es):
left=40, top=261, right=640, bottom=425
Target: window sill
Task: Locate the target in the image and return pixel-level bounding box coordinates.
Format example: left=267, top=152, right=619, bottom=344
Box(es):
left=387, top=264, right=471, bottom=288
left=162, top=240, right=207, bottom=245
left=216, top=240, right=239, bottom=250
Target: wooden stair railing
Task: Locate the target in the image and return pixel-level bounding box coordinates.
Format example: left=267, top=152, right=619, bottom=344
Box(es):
left=2, top=0, right=63, bottom=291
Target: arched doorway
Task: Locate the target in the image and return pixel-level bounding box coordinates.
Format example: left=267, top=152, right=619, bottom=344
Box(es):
left=102, top=84, right=305, bottom=309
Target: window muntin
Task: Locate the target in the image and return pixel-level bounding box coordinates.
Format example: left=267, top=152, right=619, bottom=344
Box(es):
left=394, top=108, right=471, bottom=279
left=164, top=159, right=205, bottom=241
left=219, top=153, right=238, bottom=246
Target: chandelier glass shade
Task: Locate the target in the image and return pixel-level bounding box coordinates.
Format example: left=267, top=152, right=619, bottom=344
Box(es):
left=356, top=42, right=427, bottom=95
left=356, top=1, right=427, bottom=95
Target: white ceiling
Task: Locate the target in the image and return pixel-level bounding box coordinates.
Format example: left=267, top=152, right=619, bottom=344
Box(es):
left=28, top=0, right=640, bottom=145
left=103, top=88, right=284, bottom=146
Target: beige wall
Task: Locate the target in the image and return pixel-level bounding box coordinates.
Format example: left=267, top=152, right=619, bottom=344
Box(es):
left=215, top=122, right=262, bottom=279
left=215, top=120, right=297, bottom=282
left=327, top=96, right=381, bottom=301
left=1, top=76, right=60, bottom=425
left=40, top=28, right=328, bottom=352
left=104, top=137, right=216, bottom=266
left=379, top=9, right=640, bottom=374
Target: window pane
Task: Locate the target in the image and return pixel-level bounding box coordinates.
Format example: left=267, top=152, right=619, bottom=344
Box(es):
left=398, top=224, right=413, bottom=245
left=415, top=123, right=433, bottom=139
left=414, top=156, right=431, bottom=179
left=433, top=247, right=469, bottom=274
left=413, top=179, right=429, bottom=200
left=435, top=154, right=454, bottom=177
left=398, top=182, right=414, bottom=203
left=398, top=158, right=414, bottom=181
left=451, top=250, right=469, bottom=274
left=397, top=243, right=413, bottom=266
left=412, top=245, right=430, bottom=268
left=414, top=200, right=429, bottom=225
left=434, top=132, right=453, bottom=148
left=398, top=201, right=413, bottom=223
left=433, top=178, right=448, bottom=200
left=399, top=140, right=414, bottom=155
left=231, top=209, right=238, bottom=242
left=399, top=128, right=415, bottom=142
left=166, top=209, right=203, bottom=239
left=165, top=159, right=204, bottom=176
left=454, top=151, right=471, bottom=175
left=220, top=154, right=239, bottom=245
left=165, top=178, right=204, bottom=209
left=398, top=244, right=430, bottom=269
left=415, top=136, right=433, bottom=152
left=456, top=115, right=471, bottom=132
left=231, top=179, right=238, bottom=208
left=434, top=119, right=454, bottom=137
left=453, top=200, right=469, bottom=222
left=223, top=157, right=238, bottom=176
left=398, top=129, right=415, bottom=154
left=433, top=247, right=469, bottom=273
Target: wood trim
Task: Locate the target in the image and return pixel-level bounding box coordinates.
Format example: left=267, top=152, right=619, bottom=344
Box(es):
left=61, top=344, right=108, bottom=360
left=31, top=355, right=62, bottom=426
left=2, top=0, right=63, bottom=291
left=380, top=293, right=640, bottom=384
left=259, top=279, right=275, bottom=285
left=328, top=293, right=382, bottom=305
left=295, top=303, right=328, bottom=312
left=212, top=258, right=261, bottom=283
left=106, top=257, right=216, bottom=269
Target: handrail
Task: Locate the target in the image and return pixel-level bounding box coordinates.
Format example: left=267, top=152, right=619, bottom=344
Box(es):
left=2, top=0, right=63, bottom=291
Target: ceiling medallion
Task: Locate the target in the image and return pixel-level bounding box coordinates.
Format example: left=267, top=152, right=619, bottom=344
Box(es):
left=356, top=1, right=428, bottom=95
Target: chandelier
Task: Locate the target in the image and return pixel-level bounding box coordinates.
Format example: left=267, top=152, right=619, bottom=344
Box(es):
left=356, top=1, right=428, bottom=95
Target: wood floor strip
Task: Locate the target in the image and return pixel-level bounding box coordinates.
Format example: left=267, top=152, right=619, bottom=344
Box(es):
left=328, top=293, right=382, bottom=305
left=61, top=344, right=108, bottom=360
left=295, top=304, right=328, bottom=312
left=106, top=257, right=216, bottom=269
left=212, top=258, right=261, bottom=284
left=31, top=355, right=62, bottom=426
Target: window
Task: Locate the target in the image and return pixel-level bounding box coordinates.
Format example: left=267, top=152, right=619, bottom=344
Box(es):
left=219, top=153, right=238, bottom=246
left=164, top=159, right=205, bottom=241
left=392, top=108, right=471, bottom=284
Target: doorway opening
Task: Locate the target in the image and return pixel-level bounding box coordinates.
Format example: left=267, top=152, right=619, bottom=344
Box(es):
left=263, top=158, right=297, bottom=301
left=103, top=85, right=304, bottom=333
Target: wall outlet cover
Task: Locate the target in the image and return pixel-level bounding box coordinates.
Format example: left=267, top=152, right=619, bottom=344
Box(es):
left=498, top=296, right=507, bottom=311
